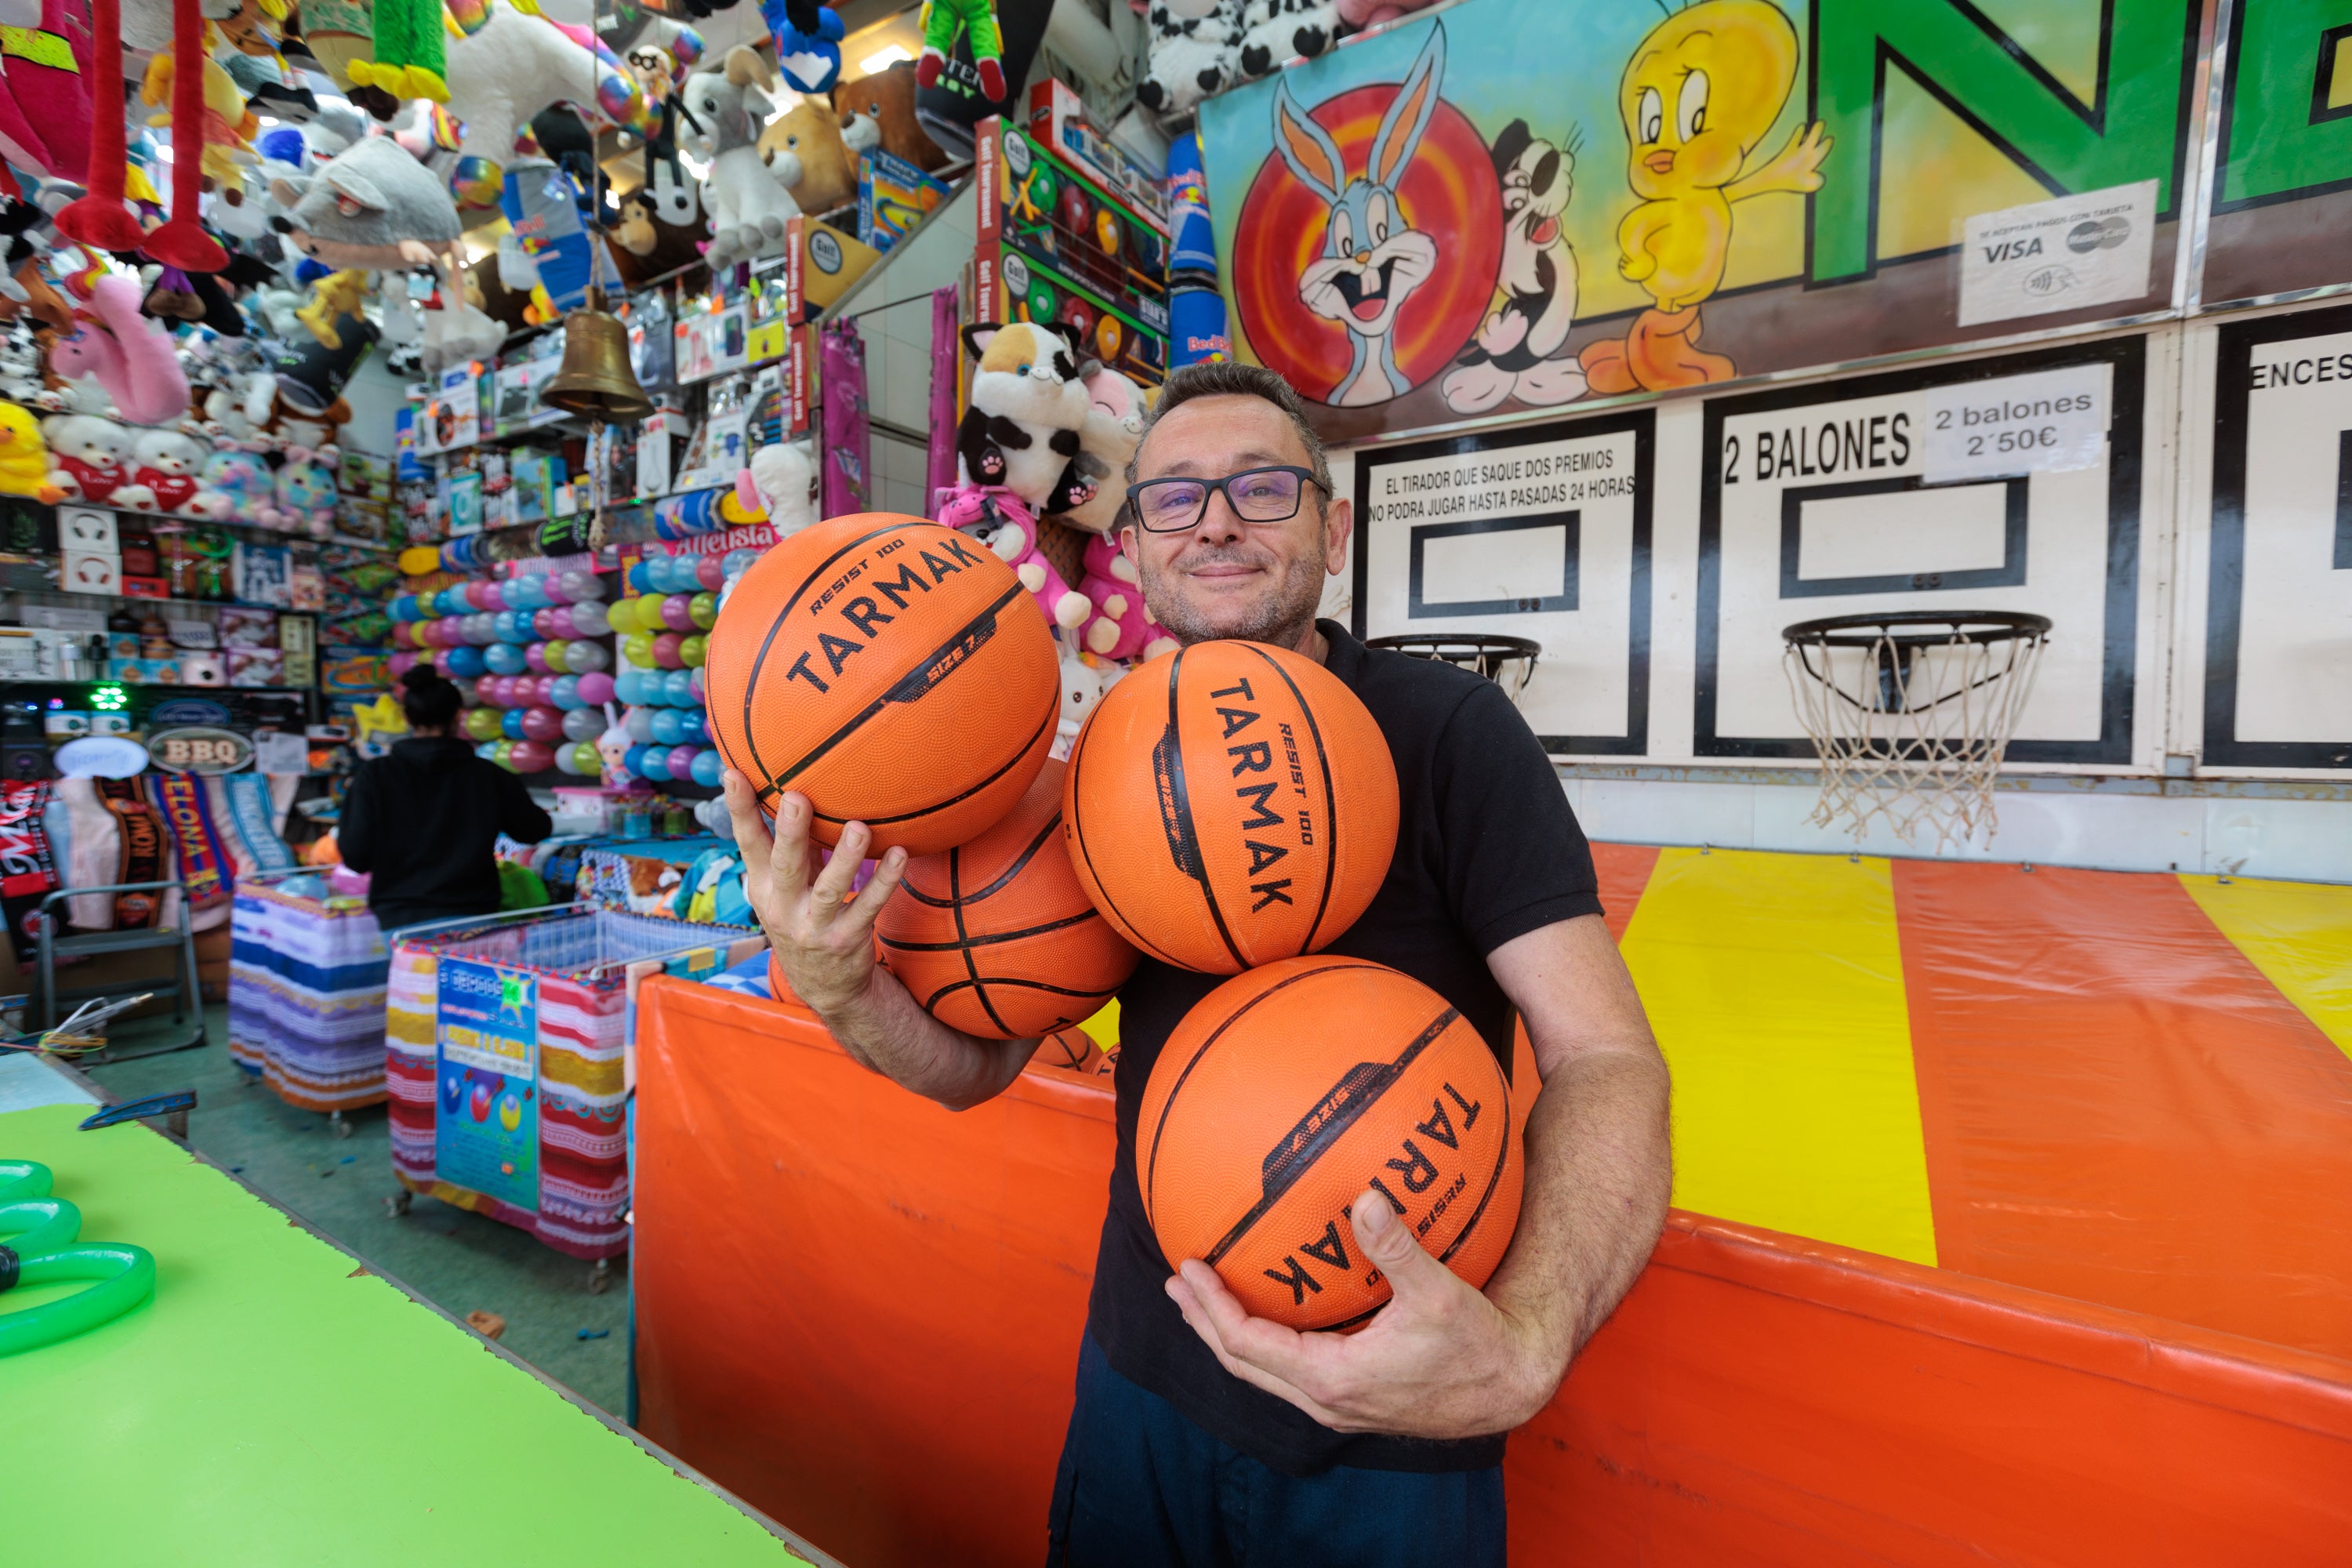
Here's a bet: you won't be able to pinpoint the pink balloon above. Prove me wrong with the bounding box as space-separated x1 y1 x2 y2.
660 593 697 632
575 671 615 706
695 554 726 591
540 572 575 604
390 622 416 649
512 676 544 707
481 582 507 612
388 651 418 677
650 632 684 670
433 647 456 674
688 666 706 702
529 607 557 639
524 642 551 673
507 740 554 773
521 706 565 743
466 581 495 609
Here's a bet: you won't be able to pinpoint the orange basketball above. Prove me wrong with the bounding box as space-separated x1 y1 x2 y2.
1139 957 1521 1332
1062 641 1399 974
877 758 1139 1038
706 512 1060 855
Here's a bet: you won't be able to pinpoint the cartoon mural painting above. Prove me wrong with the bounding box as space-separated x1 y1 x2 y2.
1204 0 2204 444
1442 119 1586 414
1577 0 1829 394
1270 26 1446 407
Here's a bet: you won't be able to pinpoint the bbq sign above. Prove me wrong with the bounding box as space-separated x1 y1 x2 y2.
146 727 255 775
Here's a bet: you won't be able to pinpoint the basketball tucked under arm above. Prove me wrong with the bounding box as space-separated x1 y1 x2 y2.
722 772 1042 1111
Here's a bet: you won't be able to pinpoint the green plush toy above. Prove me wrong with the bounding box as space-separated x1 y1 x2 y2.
350 0 450 103
916 0 1004 102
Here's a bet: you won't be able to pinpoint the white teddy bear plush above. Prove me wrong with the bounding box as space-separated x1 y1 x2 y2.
740 438 818 539
680 47 802 267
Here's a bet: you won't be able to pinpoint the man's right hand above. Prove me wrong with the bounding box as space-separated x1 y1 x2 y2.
720 771 907 1018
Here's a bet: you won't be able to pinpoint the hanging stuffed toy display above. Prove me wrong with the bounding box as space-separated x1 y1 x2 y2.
678 46 800 268
347 0 448 107
129 0 232 271
916 0 1004 102
0 0 95 180
54 0 149 253
620 29 705 226
140 21 263 190
761 0 844 95
271 136 465 269
48 270 191 426
435 0 658 212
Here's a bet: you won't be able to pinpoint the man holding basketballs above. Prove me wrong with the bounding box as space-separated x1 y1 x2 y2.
722 361 1671 1566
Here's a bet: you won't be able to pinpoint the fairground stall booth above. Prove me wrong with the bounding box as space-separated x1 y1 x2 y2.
1 0 2347 1562
620 2 2352 1565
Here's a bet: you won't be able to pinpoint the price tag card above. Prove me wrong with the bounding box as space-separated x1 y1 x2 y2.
1920 365 2107 485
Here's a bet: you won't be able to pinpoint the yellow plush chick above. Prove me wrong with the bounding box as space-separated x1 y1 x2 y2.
143 31 261 184
296 270 372 347
1581 0 1829 393
0 402 65 503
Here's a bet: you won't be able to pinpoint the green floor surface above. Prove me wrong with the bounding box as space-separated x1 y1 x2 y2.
0 1102 814 1567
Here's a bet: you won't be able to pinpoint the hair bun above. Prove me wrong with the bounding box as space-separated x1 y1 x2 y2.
400 664 449 692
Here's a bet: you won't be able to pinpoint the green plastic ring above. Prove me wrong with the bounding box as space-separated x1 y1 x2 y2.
0 1160 52 1204
0 1196 81 1258
0 1243 157 1356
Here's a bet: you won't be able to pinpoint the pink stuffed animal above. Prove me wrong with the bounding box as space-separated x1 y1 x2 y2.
1335 0 1439 25
46 274 190 426
1076 532 1174 662
937 484 1091 634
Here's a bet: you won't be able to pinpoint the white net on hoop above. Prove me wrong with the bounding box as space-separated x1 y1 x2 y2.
1781 615 2049 851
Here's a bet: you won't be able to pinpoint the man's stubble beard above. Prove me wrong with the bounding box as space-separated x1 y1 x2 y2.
1137 517 1330 651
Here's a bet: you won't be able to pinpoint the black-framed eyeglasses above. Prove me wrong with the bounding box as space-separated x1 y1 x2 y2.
1124 465 1327 533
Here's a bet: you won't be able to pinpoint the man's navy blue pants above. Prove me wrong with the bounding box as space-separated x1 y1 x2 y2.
1045 1336 1508 1567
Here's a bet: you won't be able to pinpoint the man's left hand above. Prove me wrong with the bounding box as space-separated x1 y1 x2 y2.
1164 1188 1569 1439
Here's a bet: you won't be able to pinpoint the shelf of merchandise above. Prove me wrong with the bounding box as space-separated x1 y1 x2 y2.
13 586 324 618
67 501 394 555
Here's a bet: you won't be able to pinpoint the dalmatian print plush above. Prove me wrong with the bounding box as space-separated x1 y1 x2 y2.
1236 0 1345 82
1136 0 1246 119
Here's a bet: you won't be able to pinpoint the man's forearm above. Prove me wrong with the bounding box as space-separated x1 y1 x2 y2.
809 963 1037 1111
1488 1048 1672 1377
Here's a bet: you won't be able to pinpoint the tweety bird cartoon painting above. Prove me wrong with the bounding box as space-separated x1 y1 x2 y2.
1579 0 1829 394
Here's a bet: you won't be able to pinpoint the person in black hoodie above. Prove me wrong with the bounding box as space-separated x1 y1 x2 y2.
339 666 554 933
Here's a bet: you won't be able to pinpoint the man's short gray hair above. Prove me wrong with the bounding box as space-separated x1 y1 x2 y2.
1124 361 1334 499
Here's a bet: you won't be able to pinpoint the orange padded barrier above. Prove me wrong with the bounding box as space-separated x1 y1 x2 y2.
1894 862 2352 1360
634 976 2352 1568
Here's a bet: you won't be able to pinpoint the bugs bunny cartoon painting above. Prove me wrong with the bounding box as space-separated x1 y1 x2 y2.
1272 25 1446 408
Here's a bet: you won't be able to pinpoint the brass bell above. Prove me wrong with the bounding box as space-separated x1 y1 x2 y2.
541 287 653 423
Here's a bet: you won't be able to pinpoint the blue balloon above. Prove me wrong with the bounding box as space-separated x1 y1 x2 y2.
721 549 759 579
390 594 419 622
550 674 583 710
474 741 500 763
677 709 710 746
445 645 487 678
628 560 659 593
638 746 673 782
662 669 697 706
508 575 546 609
649 708 684 746
483 642 526 676
613 669 647 706
689 748 723 788
501 707 527 739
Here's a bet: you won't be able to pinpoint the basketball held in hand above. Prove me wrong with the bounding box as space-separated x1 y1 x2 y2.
877 758 1140 1039
1062 641 1399 974
705 513 1061 855
1139 957 1522 1332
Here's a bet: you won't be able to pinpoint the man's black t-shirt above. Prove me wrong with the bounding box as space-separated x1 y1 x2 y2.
1086 620 1604 1478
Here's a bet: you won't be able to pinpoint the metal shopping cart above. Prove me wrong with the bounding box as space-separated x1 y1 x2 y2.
383 905 762 1290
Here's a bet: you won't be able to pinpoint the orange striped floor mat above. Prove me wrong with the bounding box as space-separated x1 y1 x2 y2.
1591 844 2352 1362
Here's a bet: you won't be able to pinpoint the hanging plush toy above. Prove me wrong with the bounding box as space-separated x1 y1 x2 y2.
436 0 659 212
0 0 94 179
916 0 1007 102
347 0 448 106
678 47 801 268
760 0 844 95
294 270 372 347
272 136 465 269
49 273 192 426
70 0 233 272
142 32 263 187
734 438 816 539
621 30 706 226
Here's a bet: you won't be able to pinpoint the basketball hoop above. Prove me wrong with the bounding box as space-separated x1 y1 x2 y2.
1781 610 2050 851
1367 633 1541 706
